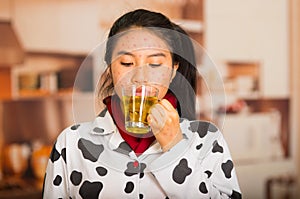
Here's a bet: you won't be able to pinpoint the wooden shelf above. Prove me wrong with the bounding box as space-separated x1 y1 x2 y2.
7 89 73 101
224 61 260 97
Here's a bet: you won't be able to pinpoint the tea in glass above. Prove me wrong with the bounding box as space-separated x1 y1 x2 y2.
122 85 158 134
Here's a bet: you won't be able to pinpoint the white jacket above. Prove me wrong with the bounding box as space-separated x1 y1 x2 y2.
43 109 241 199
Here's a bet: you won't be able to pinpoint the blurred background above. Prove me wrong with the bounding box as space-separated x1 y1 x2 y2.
0 0 299 198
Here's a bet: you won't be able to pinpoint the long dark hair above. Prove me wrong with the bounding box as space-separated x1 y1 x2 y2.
169 23 197 120
98 9 197 120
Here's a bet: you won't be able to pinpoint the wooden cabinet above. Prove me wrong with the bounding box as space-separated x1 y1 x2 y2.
0 68 12 99
180 0 204 45
0 53 87 100
12 0 103 54
0 0 10 20
205 0 289 98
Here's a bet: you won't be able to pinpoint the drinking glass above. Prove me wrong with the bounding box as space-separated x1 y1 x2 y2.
122 84 158 134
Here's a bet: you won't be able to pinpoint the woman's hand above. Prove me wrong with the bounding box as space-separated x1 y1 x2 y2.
148 99 183 152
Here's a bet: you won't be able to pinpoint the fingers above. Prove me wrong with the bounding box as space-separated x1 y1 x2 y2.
159 99 174 112
159 99 179 123
148 99 173 132
148 103 165 133
150 103 165 123
148 99 183 152
148 99 179 134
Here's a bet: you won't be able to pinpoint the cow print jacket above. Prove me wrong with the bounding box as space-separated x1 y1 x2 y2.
43 109 242 199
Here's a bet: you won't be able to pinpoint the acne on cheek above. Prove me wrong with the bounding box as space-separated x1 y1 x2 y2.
151 73 165 80
148 73 171 87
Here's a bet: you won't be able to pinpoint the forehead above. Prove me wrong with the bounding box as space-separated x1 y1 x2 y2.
112 29 170 55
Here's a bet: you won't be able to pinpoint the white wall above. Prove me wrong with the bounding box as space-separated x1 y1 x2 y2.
205 0 289 98
290 0 300 193
205 0 297 198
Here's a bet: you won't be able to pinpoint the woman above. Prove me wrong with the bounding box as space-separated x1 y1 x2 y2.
43 9 241 199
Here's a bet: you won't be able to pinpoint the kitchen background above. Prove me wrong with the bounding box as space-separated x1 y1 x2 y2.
0 0 299 198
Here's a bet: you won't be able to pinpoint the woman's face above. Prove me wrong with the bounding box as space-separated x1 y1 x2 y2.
110 29 178 100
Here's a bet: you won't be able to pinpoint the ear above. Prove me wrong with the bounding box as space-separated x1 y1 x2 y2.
171 63 179 80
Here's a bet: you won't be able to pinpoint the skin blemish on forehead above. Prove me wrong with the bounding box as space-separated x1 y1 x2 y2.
115 29 170 51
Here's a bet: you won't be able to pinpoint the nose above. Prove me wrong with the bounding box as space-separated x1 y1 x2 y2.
131 65 148 84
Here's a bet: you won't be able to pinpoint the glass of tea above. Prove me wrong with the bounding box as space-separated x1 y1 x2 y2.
122 84 158 134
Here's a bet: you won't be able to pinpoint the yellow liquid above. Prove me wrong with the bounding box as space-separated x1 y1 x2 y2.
123 95 158 134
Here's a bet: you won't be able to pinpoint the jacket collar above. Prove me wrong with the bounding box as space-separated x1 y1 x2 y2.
90 108 116 136
89 108 191 156
89 108 163 156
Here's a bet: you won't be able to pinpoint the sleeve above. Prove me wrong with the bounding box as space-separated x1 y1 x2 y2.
148 122 242 199
42 130 69 199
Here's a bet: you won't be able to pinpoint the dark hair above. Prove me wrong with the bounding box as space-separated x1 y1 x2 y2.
98 9 197 120
169 23 197 120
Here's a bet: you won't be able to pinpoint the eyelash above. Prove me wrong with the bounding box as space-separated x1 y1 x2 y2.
120 62 162 68
120 62 133 67
149 63 162 68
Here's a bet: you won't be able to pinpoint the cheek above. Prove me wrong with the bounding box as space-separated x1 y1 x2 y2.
111 67 127 84
148 67 173 85
112 77 126 98
111 68 131 96
113 71 122 81
157 86 169 99
152 73 166 85
149 69 174 99
150 71 166 79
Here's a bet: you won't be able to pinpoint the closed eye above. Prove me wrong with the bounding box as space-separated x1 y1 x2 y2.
149 63 162 68
121 62 134 67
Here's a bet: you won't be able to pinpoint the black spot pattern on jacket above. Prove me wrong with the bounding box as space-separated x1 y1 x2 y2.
78 138 104 162
79 181 103 199
172 158 192 184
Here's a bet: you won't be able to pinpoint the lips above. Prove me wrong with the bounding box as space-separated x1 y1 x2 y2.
135 86 143 93
135 87 144 96
131 85 158 97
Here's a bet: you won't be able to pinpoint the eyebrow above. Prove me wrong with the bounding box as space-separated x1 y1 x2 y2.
116 51 167 58
117 51 134 56
147 53 166 58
